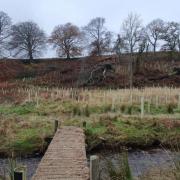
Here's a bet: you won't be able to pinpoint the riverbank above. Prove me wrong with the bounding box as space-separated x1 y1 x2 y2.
0 87 179 157
0 107 179 157
84 115 180 152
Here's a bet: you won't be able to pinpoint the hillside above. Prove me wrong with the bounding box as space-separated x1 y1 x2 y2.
0 53 180 88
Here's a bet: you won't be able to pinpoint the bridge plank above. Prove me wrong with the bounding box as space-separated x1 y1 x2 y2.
32 126 89 180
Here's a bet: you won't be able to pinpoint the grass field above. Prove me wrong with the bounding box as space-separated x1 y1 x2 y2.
0 86 179 156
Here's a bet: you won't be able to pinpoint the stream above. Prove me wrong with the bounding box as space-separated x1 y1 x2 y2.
96 148 180 179
0 148 179 180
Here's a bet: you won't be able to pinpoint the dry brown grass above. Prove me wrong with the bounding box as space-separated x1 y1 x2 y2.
1 86 180 107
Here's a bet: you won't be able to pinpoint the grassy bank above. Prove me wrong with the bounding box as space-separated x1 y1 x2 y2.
0 93 179 156
85 115 180 151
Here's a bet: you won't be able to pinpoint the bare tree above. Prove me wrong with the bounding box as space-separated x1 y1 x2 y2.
122 13 142 53
138 28 150 54
178 29 180 52
178 35 180 52
114 34 127 55
121 13 142 90
146 19 164 53
49 23 83 59
84 17 112 56
161 22 180 52
9 21 46 62
0 11 11 57
135 28 149 73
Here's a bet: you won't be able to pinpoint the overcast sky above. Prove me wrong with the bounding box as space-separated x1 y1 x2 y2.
1 0 180 57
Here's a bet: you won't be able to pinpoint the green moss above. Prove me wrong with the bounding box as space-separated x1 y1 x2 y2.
0 102 36 115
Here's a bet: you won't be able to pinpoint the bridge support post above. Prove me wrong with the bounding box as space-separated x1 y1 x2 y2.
90 155 99 180
14 167 26 180
54 120 59 133
83 121 87 128
178 94 180 109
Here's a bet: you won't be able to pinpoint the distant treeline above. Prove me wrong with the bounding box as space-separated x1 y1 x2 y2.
0 11 180 63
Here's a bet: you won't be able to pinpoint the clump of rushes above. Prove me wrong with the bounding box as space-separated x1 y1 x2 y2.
168 144 180 179
84 105 90 117
122 151 133 180
73 106 81 116
101 151 132 180
120 104 127 113
103 104 112 113
167 103 175 114
127 105 133 115
175 161 180 180
7 153 17 180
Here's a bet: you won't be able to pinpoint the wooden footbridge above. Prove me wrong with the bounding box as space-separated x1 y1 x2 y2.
32 126 90 180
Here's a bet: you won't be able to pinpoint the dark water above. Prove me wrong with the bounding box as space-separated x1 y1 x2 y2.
0 149 179 179
128 149 179 177
0 157 41 180
97 149 180 178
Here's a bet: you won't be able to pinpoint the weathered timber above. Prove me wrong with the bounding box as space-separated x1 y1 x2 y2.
33 126 89 180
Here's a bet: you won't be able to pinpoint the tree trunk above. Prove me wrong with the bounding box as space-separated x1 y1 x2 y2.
130 46 133 54
169 50 175 64
30 53 33 60
153 45 156 53
129 53 133 89
28 51 33 64
153 40 157 53
97 42 101 56
67 52 70 60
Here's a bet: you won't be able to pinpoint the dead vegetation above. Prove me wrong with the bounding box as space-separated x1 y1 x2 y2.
0 53 179 88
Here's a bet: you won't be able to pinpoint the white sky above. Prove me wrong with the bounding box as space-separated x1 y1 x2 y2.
1 0 180 57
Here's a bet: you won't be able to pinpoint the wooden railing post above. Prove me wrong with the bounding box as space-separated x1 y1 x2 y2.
54 120 59 133
83 121 87 128
90 155 99 180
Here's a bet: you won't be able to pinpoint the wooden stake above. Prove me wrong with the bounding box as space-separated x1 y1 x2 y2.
83 121 87 128
54 120 59 133
90 155 99 180
155 96 158 108
141 96 144 119
148 99 151 114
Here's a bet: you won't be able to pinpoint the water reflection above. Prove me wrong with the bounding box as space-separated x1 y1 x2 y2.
0 149 179 180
